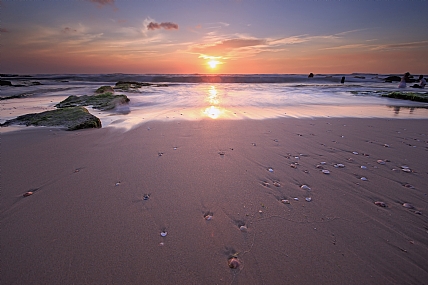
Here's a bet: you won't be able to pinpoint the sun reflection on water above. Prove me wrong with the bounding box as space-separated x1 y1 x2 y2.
202 85 227 119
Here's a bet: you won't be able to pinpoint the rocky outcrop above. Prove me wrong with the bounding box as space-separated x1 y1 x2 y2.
0 107 102 130
0 80 12 86
95 85 115 94
55 92 130 111
382 92 428 102
113 81 168 91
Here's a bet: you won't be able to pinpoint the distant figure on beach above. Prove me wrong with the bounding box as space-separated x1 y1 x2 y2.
308 73 314 78
341 77 345 84
398 72 410 88
410 75 426 88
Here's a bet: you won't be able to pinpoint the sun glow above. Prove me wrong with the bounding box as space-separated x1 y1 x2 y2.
208 60 220 69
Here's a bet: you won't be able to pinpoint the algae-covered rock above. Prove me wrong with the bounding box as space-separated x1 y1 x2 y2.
0 107 101 130
95 85 115 94
382 92 428 102
55 92 130 111
113 81 167 91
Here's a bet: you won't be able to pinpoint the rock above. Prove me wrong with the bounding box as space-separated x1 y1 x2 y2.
0 106 102 130
384 76 401 82
381 92 428 103
55 92 130 111
95 86 115 94
0 80 12 86
228 257 241 269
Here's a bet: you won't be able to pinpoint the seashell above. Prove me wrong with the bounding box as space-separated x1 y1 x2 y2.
262 181 269 187
404 184 415 189
305 197 312 202
204 214 213 221
334 163 345 168
360 177 368 181
218 151 225 156
301 185 311 191
290 164 297 168
352 151 359 155
23 191 33 197
384 144 390 147
322 169 330 174
377 160 385 165
268 167 274 172
374 201 386 207
316 164 324 169
251 143 257 146
402 203 414 209
173 147 178 150
361 165 367 169
273 181 281 187
293 197 299 201
158 152 163 156
115 182 121 186
228 257 241 269
143 194 150 200
402 168 411 173
320 162 327 165
401 165 409 169
160 231 168 237
281 199 290 204
415 211 422 215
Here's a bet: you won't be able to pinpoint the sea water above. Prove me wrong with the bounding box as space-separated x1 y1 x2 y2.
1 74 427 131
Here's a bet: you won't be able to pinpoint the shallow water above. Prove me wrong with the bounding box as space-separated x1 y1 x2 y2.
1 74 428 131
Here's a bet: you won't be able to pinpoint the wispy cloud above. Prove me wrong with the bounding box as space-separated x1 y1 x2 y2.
147 22 179 31
86 0 114 6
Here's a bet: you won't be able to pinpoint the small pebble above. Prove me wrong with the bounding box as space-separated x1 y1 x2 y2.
305 197 312 202
360 177 368 181
360 165 367 169
115 182 121 186
402 203 414 209
352 151 359 155
374 201 386 207
281 199 290 204
273 181 281 187
143 194 150 200
23 191 33 197
239 225 248 232
320 162 327 165
293 197 299 201
377 160 385 165
402 168 412 173
160 231 168 237
322 169 330 174
384 144 390 147
301 185 311 191
268 167 274 172
228 257 241 269
334 163 345 168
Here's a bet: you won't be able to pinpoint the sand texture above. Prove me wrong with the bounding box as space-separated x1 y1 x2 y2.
1 118 428 284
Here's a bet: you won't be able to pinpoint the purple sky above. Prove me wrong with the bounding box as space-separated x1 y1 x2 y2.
1 0 428 74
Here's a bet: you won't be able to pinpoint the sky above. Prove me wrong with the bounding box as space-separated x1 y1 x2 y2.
1 0 428 74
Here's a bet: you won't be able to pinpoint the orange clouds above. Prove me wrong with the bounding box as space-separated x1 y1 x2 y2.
147 22 179 31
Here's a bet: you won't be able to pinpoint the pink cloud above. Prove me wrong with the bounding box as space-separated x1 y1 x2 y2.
191 38 266 55
147 22 179 31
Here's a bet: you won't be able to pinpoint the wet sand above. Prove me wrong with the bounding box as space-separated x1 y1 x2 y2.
1 118 428 284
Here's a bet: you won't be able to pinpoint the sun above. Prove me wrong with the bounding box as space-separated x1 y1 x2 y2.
208 60 220 69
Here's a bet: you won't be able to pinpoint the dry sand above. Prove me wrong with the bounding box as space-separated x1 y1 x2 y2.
1 117 428 284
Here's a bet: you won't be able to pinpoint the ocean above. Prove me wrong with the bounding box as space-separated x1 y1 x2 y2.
1 73 428 131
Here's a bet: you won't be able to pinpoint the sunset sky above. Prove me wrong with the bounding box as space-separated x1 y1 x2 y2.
1 0 427 74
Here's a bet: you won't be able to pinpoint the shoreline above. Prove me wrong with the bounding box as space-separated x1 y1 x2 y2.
1 117 427 284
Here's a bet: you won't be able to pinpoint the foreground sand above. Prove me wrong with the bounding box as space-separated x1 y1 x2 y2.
1 117 427 284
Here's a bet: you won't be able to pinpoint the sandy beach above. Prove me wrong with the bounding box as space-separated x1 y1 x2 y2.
1 117 428 284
